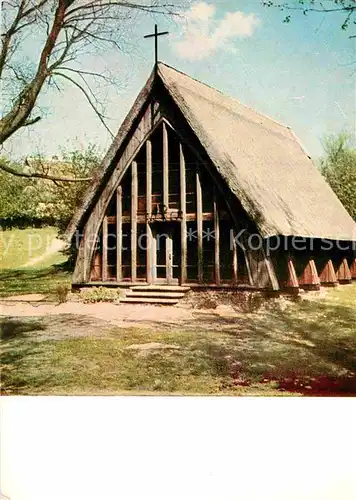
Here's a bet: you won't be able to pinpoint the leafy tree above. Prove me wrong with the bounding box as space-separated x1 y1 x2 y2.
0 144 101 229
0 160 42 224
263 1 356 37
39 144 102 230
320 133 356 220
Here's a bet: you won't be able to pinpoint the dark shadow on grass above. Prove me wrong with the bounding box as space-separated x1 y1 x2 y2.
1 317 46 340
142 299 356 395
1 317 48 394
0 262 68 282
0 263 70 297
253 302 356 374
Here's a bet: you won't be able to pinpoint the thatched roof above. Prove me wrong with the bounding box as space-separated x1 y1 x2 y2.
66 62 356 242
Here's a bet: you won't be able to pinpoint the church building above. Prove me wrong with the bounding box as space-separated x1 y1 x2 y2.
66 62 356 298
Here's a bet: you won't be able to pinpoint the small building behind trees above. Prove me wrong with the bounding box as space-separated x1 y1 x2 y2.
66 63 356 296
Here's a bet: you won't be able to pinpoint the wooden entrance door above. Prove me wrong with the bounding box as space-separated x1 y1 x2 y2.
152 225 180 284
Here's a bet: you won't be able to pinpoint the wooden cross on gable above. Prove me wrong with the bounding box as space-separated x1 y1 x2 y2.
144 24 169 66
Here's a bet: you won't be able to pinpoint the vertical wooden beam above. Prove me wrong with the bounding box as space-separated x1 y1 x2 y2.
116 186 122 282
196 167 203 282
213 187 221 285
263 254 280 291
166 233 173 284
163 122 169 211
131 161 138 283
146 139 152 217
180 143 187 284
237 231 254 286
152 231 157 282
286 256 299 289
232 230 238 284
146 225 153 284
146 139 153 284
83 233 88 283
102 215 108 282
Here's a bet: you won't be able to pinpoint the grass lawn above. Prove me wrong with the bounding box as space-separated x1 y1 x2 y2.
1 226 355 396
1 284 356 396
0 226 70 297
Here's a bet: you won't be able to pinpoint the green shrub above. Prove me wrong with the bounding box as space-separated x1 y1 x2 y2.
319 133 356 220
54 284 71 303
0 144 101 231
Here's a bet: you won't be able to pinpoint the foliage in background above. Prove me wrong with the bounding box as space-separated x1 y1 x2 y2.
0 144 101 231
32 144 101 232
319 133 356 221
0 159 44 226
263 1 356 37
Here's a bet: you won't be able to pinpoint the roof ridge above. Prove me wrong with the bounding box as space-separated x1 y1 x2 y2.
157 61 291 132
157 61 226 96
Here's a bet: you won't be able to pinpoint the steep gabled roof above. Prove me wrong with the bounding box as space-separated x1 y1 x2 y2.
66 62 356 242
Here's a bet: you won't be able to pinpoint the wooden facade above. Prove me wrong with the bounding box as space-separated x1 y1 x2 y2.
70 64 356 293
85 120 251 287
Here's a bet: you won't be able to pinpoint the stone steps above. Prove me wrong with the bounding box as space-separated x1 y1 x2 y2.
125 291 185 299
120 285 191 305
119 297 180 305
130 285 191 293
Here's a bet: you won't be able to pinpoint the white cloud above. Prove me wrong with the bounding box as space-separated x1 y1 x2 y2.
171 2 260 61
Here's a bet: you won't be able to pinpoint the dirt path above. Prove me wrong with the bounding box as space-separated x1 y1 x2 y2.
0 299 197 327
0 296 243 340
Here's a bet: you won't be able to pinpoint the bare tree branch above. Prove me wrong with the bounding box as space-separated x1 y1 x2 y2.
263 0 356 37
0 159 93 182
0 0 181 150
0 0 70 143
53 70 115 137
23 116 42 126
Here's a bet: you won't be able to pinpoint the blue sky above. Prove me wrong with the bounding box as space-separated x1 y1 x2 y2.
5 0 355 160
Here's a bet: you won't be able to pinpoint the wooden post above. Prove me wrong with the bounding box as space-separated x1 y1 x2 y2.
83 233 88 282
286 256 299 289
196 167 203 282
180 143 187 284
131 161 138 283
116 186 122 282
213 187 220 285
166 233 173 284
146 225 153 284
102 215 108 282
319 259 337 286
163 122 169 211
350 258 356 279
298 258 320 290
232 230 238 284
146 140 153 284
146 139 152 217
335 257 352 283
